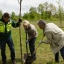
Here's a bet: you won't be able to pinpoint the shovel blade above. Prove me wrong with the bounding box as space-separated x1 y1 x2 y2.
23 53 34 64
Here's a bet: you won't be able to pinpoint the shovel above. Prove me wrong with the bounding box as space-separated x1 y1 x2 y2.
33 35 45 55
23 32 34 64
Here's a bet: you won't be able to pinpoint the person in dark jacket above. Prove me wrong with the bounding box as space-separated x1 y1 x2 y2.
0 12 22 64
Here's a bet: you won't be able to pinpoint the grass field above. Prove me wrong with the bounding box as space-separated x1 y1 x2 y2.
0 21 64 64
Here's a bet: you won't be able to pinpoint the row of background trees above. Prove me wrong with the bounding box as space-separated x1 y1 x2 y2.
0 0 64 23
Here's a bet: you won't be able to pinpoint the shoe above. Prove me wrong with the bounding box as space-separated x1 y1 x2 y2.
2 62 6 64
12 60 16 64
32 57 36 61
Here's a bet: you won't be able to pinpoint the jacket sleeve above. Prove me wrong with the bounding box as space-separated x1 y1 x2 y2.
12 20 20 28
27 29 35 41
43 32 53 44
28 28 38 41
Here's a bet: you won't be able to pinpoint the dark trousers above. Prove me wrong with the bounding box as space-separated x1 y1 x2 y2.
0 37 15 62
29 37 36 59
55 46 64 62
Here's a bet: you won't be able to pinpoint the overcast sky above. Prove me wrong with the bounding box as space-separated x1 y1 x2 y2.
0 0 64 15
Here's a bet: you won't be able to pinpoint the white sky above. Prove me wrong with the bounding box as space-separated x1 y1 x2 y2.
0 0 64 15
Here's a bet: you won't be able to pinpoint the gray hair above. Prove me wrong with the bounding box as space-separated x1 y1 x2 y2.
37 19 46 26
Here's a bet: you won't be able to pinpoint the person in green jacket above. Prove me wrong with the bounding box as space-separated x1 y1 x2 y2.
0 12 22 64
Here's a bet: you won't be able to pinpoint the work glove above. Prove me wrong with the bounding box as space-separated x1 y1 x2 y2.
26 39 29 43
39 40 44 44
18 18 22 23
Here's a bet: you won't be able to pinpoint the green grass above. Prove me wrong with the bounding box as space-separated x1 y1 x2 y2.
0 21 64 64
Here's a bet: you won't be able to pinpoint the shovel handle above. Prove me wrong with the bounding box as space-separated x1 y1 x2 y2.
33 42 41 54
26 32 29 54
33 35 44 54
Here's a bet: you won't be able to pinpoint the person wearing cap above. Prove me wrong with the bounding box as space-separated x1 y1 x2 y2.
37 19 64 63
23 20 38 61
0 12 22 64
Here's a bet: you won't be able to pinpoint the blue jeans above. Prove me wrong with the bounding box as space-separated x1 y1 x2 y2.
0 37 15 62
29 37 36 59
55 46 64 62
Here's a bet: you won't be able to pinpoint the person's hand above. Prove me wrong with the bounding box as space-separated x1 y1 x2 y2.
39 40 44 44
26 40 29 43
18 18 22 23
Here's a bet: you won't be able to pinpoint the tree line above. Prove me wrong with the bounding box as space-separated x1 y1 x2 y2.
0 1 64 22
